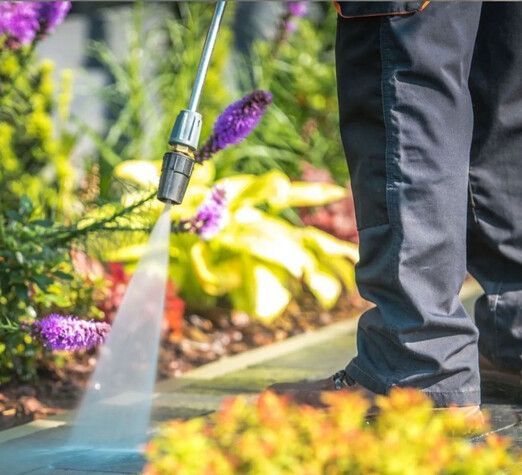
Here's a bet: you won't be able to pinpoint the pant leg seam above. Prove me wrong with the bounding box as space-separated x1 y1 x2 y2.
379 17 402 286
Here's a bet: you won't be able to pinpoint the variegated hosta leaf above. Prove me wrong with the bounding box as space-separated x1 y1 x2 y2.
252 264 291 320
214 174 257 209
191 160 216 185
236 263 291 321
114 160 160 187
302 226 359 263
323 256 357 293
216 170 291 211
236 170 291 209
190 242 242 296
285 181 346 208
303 252 342 309
216 207 309 278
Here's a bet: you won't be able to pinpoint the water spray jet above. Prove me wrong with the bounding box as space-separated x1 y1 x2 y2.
67 0 227 457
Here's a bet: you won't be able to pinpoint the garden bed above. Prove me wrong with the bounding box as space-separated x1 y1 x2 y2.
0 290 367 431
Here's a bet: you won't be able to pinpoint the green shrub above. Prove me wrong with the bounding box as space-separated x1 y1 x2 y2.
0 192 154 383
145 388 522 475
0 22 100 381
0 198 77 382
0 39 77 218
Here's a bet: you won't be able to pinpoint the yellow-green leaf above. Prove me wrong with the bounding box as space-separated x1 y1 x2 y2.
302 226 359 262
238 170 291 209
114 160 159 187
191 160 215 185
303 254 342 309
323 256 357 293
217 208 309 278
214 175 257 209
248 263 291 321
286 181 346 208
105 243 148 262
190 242 242 296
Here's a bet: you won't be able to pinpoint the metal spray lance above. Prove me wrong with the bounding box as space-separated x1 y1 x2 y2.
157 1 227 204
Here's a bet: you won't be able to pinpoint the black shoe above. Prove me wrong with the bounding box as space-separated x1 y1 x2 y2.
480 355 522 403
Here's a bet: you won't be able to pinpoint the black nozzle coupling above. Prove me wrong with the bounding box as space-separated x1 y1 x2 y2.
157 109 201 205
157 151 195 204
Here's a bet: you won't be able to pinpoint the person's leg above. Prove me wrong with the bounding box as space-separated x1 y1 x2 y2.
336 2 482 407
467 3 522 374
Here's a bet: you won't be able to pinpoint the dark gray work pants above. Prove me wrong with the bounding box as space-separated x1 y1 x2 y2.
336 2 522 406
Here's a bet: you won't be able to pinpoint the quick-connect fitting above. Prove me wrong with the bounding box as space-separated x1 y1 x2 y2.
168 110 202 150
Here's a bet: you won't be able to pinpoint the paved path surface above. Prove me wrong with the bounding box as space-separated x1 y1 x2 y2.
1 282 520 474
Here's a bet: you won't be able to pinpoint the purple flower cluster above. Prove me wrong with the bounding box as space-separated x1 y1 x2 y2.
196 90 273 162
37 2 71 35
33 313 110 351
288 1 309 18
284 1 309 35
0 1 71 47
190 185 227 240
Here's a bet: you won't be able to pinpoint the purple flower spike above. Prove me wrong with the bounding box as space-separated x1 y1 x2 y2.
196 90 272 162
34 314 111 351
287 1 309 18
0 1 71 47
37 1 71 36
191 185 227 240
0 3 40 46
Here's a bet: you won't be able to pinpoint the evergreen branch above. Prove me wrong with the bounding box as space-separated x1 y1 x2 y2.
45 191 156 245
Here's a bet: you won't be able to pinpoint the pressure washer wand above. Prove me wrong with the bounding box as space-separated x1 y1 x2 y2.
157 1 227 204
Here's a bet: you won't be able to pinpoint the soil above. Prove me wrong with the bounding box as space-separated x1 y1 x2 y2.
0 290 368 431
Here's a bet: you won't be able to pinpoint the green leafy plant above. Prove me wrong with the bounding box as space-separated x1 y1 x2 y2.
106 159 357 321
0 193 154 383
145 388 521 475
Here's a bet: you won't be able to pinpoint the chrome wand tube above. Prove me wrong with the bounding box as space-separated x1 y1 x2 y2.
157 1 227 204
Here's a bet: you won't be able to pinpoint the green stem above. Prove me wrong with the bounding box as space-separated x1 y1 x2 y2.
45 191 156 245
0 321 21 333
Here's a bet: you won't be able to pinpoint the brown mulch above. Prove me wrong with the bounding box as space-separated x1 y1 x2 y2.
0 291 368 432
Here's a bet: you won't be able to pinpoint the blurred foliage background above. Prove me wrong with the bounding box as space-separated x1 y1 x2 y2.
0 2 356 384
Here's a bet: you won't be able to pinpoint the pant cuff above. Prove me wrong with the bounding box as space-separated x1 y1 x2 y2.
345 359 481 407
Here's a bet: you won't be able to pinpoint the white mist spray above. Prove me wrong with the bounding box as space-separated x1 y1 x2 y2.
69 204 172 450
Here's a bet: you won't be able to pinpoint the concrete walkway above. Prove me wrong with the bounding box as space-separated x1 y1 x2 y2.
1 281 521 474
